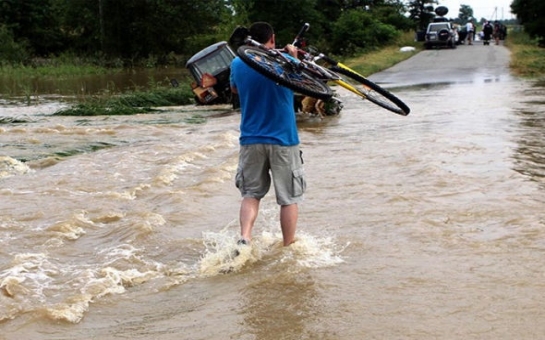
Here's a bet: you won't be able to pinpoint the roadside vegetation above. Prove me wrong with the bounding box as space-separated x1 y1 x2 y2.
0 57 116 77
51 78 195 116
344 31 422 76
504 30 545 78
52 86 194 116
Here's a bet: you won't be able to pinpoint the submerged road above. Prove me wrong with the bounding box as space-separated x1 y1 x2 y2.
5 37 545 340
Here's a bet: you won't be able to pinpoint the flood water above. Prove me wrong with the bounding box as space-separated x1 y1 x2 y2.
1 56 545 339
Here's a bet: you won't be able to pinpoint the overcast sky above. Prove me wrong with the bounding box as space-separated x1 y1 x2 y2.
435 0 515 20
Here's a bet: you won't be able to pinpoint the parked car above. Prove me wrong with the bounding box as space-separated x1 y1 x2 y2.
424 22 458 49
185 41 238 107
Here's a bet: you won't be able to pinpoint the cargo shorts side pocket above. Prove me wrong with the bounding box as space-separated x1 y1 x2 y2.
235 169 244 191
292 168 306 197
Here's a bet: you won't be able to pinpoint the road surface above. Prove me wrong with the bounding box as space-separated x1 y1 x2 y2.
369 41 511 88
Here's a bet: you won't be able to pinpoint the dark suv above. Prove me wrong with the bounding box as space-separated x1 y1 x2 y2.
424 22 457 49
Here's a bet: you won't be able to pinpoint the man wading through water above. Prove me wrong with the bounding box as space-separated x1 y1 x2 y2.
230 22 306 247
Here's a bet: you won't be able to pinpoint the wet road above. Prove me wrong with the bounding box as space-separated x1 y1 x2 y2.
369 40 511 87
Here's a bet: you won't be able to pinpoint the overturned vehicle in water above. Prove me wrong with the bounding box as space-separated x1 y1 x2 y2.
185 40 342 117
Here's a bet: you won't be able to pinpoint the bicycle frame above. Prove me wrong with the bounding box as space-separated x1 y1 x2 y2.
244 37 334 80
245 37 364 94
297 46 371 100
293 27 410 116
238 23 410 115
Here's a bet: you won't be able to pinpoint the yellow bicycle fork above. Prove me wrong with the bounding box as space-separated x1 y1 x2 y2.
328 62 371 99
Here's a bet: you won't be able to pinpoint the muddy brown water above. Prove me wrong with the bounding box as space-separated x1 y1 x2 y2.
1 43 545 339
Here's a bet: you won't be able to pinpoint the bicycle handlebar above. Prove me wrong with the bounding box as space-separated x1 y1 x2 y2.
242 23 341 76
290 23 339 67
293 23 310 46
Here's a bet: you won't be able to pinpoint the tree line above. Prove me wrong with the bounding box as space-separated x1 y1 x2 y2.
0 0 540 68
0 0 417 67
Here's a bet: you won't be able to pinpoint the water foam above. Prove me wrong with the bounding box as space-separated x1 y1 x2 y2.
0 214 346 324
0 156 33 179
198 220 346 276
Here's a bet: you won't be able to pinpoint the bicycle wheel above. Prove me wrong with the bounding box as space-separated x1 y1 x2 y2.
237 45 333 100
331 66 410 116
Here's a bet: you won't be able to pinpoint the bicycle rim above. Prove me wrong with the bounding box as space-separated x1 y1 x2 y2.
238 46 332 100
331 66 410 116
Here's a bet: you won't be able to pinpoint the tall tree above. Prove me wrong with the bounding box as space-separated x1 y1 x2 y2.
407 0 438 31
368 0 413 31
458 4 474 22
57 0 230 61
511 0 545 46
240 0 324 46
55 0 102 54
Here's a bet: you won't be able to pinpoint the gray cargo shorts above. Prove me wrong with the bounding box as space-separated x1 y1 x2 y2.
235 144 305 205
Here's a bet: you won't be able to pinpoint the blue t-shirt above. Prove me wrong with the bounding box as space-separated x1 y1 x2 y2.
230 56 299 146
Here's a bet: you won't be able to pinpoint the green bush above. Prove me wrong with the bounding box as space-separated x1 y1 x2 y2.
331 10 400 56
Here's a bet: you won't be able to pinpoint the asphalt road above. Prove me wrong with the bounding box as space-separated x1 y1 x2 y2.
368 40 512 88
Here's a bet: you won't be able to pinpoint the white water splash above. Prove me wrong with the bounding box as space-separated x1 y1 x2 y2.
0 156 33 179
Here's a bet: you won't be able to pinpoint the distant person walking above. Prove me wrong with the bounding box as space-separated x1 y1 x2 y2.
466 21 474 45
493 21 501 45
483 20 493 45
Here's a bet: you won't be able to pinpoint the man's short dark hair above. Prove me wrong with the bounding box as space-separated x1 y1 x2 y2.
249 22 274 44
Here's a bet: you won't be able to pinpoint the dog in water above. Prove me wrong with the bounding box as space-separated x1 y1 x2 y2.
301 96 327 118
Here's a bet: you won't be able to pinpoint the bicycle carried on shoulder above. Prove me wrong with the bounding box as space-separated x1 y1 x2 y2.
232 23 410 116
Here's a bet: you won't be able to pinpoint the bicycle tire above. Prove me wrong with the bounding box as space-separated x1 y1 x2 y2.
331 66 410 116
237 45 333 100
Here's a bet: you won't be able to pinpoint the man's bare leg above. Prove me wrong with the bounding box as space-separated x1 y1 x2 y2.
280 203 298 246
240 197 260 242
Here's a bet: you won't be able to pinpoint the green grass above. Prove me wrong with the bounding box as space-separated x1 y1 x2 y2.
0 56 123 101
0 62 115 77
53 86 195 116
504 30 545 78
342 31 422 76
